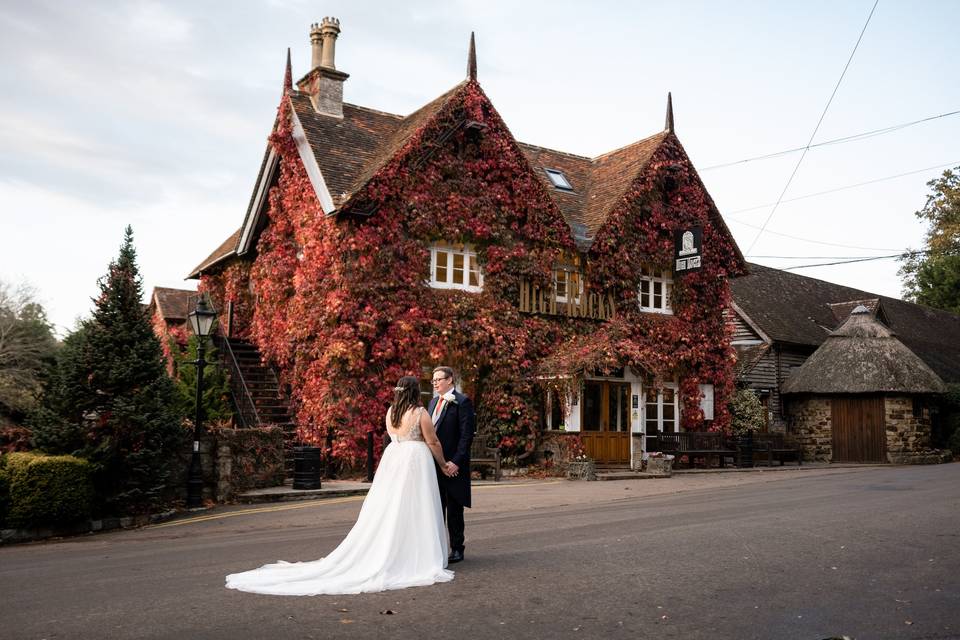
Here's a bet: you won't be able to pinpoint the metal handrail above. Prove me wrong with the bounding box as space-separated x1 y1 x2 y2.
216 335 261 429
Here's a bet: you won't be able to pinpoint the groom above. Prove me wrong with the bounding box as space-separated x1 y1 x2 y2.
428 366 475 564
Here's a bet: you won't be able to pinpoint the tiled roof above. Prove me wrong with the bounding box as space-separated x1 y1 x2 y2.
195 82 741 281
582 133 668 235
731 263 960 383
188 227 241 278
291 95 406 206
290 82 671 240
150 287 196 321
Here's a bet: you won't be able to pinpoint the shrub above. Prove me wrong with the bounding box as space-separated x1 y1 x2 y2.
729 388 765 436
5 451 93 528
0 455 9 526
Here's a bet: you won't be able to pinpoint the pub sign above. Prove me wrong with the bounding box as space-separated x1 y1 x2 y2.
674 226 702 273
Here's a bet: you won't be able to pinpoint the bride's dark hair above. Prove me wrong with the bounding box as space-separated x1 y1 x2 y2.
390 376 422 430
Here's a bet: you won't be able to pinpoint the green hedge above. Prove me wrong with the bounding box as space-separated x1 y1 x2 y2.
4 452 93 529
0 455 9 527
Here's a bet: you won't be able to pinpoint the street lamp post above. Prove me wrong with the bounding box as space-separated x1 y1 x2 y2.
186 294 217 509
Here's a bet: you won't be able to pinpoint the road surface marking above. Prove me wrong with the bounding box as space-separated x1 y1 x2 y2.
148 480 564 529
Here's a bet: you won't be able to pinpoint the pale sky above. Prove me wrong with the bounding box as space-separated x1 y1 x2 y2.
2 0 958 335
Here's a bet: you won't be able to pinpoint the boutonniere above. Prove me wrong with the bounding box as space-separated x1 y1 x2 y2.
441 392 458 404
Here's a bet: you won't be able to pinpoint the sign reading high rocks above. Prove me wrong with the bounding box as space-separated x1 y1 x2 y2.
674 226 703 274
518 281 616 320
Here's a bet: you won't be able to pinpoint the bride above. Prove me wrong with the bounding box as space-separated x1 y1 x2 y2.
225 376 455 595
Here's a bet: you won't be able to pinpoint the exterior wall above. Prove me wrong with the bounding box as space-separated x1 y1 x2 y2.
787 394 948 465
786 395 832 462
740 345 812 433
884 396 945 463
729 312 763 346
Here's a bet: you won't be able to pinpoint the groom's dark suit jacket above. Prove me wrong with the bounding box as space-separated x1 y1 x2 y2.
428 390 475 508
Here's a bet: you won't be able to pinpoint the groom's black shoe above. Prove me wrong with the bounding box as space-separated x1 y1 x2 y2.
448 549 464 564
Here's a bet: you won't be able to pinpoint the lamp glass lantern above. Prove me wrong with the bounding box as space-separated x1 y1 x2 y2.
188 295 217 337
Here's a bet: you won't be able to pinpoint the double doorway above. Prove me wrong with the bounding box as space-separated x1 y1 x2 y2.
580 380 632 463
579 378 679 464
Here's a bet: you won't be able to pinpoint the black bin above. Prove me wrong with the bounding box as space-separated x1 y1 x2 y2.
293 446 323 490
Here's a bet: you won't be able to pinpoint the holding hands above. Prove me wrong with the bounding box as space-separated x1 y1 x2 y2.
442 461 459 477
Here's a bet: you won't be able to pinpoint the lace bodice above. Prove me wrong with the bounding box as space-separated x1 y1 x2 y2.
390 407 425 442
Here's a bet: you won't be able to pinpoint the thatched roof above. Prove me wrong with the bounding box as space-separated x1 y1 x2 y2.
781 306 947 395
731 263 960 383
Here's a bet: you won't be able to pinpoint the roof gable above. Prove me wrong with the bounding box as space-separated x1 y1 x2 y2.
188 228 241 278
150 287 196 321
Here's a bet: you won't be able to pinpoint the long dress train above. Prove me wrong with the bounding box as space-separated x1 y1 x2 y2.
225 412 453 595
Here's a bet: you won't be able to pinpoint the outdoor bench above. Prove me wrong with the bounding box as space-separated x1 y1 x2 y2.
751 433 802 466
646 432 736 469
470 430 502 481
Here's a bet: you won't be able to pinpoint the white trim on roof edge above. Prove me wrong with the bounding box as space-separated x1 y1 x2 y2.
290 106 336 215
238 147 279 255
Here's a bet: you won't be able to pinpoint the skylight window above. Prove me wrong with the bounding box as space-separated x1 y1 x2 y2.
544 168 573 191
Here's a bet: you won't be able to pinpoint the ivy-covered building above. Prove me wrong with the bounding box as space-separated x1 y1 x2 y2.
188 19 746 467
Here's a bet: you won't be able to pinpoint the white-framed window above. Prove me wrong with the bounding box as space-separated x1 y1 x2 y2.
645 384 679 434
430 244 483 292
554 267 583 304
638 266 673 314
699 383 715 421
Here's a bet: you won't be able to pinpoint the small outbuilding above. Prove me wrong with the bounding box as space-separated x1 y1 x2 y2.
781 305 948 464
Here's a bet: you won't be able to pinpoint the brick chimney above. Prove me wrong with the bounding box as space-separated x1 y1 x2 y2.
297 17 349 118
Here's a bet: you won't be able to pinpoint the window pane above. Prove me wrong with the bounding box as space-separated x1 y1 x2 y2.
469 260 479 287
620 385 629 432
453 252 465 284
645 388 659 433
583 382 602 431
555 270 567 298
435 250 448 283
551 393 563 429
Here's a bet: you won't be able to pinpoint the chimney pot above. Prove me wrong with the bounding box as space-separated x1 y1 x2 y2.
320 16 341 69
297 18 349 118
310 23 324 70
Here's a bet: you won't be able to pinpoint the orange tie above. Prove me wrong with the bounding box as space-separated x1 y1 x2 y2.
433 396 445 419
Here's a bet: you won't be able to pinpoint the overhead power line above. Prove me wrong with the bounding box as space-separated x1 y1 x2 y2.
727 216 903 252
775 247 960 270
746 0 880 255
725 160 960 215
700 108 960 171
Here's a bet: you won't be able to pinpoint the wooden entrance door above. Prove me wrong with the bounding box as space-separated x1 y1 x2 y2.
581 381 631 463
831 396 886 463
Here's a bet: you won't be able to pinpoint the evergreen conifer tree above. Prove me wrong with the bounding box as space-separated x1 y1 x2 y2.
34 227 186 512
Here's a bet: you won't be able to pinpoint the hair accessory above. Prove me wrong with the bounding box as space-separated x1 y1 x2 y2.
394 386 404 392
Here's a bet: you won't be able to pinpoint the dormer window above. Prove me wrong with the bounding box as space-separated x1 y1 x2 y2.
638 266 673 314
544 168 573 191
430 244 483 292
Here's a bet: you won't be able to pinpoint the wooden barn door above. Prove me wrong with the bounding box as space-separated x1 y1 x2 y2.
831 396 886 463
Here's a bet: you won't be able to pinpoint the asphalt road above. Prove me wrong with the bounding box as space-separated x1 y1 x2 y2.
2 464 958 640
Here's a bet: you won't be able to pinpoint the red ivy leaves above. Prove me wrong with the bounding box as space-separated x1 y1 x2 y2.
203 81 741 464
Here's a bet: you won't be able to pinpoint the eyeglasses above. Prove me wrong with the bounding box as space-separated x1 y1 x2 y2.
431 376 451 384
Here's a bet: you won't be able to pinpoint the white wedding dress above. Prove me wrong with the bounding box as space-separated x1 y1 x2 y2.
225 408 454 595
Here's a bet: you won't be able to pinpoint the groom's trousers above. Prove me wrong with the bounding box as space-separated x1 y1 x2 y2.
438 485 465 552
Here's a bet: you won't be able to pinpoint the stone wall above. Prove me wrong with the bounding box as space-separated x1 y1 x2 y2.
786 395 950 465
884 396 949 464
179 427 286 503
785 395 832 462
